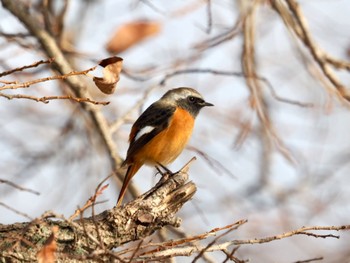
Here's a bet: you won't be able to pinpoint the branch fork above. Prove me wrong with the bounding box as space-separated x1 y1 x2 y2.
0 158 197 261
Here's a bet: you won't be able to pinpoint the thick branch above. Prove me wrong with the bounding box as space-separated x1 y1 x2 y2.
0 169 196 261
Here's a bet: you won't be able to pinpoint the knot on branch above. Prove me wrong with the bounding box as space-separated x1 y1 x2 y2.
110 158 197 245
0 159 197 261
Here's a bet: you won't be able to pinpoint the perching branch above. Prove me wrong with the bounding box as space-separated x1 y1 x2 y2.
0 163 196 261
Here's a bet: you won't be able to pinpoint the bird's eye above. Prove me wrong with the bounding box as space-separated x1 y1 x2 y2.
188 96 196 103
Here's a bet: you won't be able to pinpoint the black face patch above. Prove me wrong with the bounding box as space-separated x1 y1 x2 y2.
177 97 205 118
187 96 205 105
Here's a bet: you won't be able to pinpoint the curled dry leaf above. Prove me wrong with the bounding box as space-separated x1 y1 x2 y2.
37 226 58 263
93 56 123 94
106 20 161 54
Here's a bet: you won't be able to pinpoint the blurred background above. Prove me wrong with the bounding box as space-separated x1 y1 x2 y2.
1 0 350 262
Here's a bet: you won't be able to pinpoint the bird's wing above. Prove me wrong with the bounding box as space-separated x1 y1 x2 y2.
124 102 176 164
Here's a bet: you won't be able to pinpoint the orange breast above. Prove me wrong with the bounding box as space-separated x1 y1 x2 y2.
134 108 194 165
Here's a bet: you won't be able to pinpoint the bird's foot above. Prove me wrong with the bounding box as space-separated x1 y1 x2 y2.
155 163 174 184
156 162 172 174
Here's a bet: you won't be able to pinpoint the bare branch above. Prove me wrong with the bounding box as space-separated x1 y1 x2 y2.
160 68 313 107
0 165 195 261
134 223 349 261
0 92 109 105
293 257 324 263
187 145 236 179
233 225 350 245
272 0 350 101
69 175 111 221
0 58 53 77
0 66 96 91
1 0 124 174
0 178 40 195
0 202 33 220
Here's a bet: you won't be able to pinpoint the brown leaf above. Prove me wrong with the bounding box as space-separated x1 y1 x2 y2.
37 226 58 263
106 20 161 54
93 56 123 94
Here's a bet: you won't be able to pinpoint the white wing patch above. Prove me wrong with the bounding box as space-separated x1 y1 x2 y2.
134 126 155 141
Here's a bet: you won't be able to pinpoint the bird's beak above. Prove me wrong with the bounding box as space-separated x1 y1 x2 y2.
203 101 214 107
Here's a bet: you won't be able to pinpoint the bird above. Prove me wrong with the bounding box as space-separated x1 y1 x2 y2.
116 87 213 206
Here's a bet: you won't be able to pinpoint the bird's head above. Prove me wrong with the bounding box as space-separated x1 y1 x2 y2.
161 87 213 117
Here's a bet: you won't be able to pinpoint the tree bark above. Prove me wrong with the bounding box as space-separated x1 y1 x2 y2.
0 168 196 261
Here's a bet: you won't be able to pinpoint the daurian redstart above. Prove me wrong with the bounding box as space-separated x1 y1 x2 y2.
117 87 213 206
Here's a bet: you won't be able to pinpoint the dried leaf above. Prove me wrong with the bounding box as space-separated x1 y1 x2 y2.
93 56 123 94
106 20 161 54
37 226 58 263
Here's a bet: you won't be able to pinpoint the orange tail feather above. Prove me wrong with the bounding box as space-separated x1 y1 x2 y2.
116 162 142 206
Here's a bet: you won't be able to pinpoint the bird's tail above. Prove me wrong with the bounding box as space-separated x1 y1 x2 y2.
116 162 142 206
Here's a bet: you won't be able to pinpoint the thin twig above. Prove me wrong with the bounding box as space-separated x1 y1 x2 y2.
0 178 40 195
0 202 33 220
0 66 96 91
192 227 238 262
0 58 54 77
193 13 243 51
293 256 324 263
205 0 213 34
325 56 350 71
233 225 350 245
91 175 112 250
187 145 236 179
272 0 349 101
2 0 124 175
69 175 111 221
160 68 313 107
136 224 350 260
222 246 246 263
138 220 248 257
285 0 345 92
0 92 109 105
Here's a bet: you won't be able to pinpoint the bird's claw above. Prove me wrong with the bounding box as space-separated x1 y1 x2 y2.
155 163 174 184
